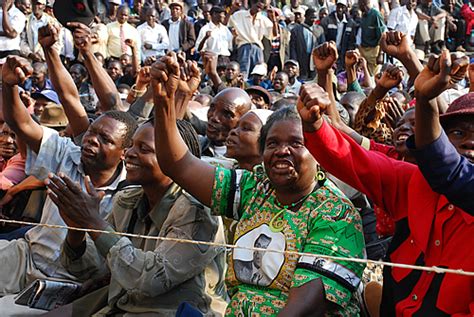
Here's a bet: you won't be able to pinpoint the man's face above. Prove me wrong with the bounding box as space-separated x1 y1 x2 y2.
117 7 129 24
225 64 240 81
31 69 46 87
120 54 132 67
0 124 18 160
146 9 156 27
252 74 264 85
305 11 317 25
32 0 45 17
444 117 474 163
249 92 268 109
198 0 207 10
206 97 247 146
212 11 225 24
336 3 346 19
107 62 123 81
33 97 49 117
81 115 127 172
17 0 32 14
170 5 182 21
290 0 300 7
69 65 85 87
273 73 289 92
406 0 417 10
284 63 298 79
294 12 304 23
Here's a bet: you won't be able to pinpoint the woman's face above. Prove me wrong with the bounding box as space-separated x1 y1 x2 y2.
263 119 316 191
225 112 262 163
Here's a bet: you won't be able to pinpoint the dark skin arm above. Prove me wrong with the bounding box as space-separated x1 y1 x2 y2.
0 175 44 209
2 57 43 153
151 53 215 207
313 43 363 143
380 31 423 88
278 279 328 317
125 38 140 78
1 0 17 39
201 51 223 92
68 22 123 112
414 51 469 148
39 24 90 137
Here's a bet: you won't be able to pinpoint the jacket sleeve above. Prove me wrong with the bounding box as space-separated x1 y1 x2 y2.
304 120 416 221
181 20 196 52
93 196 221 297
407 131 474 214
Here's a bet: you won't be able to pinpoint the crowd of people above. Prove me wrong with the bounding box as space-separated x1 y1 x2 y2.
0 0 473 316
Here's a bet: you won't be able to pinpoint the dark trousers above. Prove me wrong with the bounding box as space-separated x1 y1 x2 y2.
237 43 264 80
0 50 20 59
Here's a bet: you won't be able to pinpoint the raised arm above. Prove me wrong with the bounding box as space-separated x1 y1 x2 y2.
2 57 43 153
1 0 21 39
151 54 215 207
411 51 474 213
69 22 123 112
38 24 90 137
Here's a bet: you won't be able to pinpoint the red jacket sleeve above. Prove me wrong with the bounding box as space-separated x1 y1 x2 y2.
304 121 416 221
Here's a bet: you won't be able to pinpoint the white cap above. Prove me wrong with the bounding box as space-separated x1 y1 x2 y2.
337 0 348 6
248 109 273 125
108 0 122 5
251 63 268 76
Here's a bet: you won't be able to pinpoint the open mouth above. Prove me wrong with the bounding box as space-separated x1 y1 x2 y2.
462 151 474 163
81 147 97 158
272 159 294 173
125 162 141 170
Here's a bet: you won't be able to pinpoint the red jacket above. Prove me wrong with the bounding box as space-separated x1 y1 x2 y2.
304 121 474 316
461 3 474 35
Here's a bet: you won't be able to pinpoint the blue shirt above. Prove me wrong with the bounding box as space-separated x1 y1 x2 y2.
407 131 474 214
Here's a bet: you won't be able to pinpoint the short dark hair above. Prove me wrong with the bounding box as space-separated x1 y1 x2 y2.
258 106 300 153
102 110 138 149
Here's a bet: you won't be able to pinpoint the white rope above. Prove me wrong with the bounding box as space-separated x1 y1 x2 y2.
2 218 474 277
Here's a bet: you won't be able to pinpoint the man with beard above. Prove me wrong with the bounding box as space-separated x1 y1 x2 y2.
200 87 252 157
283 60 303 95
0 53 137 312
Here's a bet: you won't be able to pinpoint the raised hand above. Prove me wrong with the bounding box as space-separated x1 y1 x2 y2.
380 31 412 61
125 38 137 50
68 22 93 54
313 41 338 73
38 23 60 50
378 64 404 89
150 52 180 103
136 66 152 87
468 64 474 91
46 173 105 230
415 50 469 100
345 50 361 70
2 56 33 86
381 96 405 130
297 83 332 132
201 51 218 76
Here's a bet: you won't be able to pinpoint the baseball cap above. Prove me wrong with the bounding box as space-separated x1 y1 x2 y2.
108 0 122 5
54 0 97 27
169 0 184 8
293 6 305 15
31 89 61 105
337 0 348 6
36 0 47 5
284 59 300 68
251 64 268 76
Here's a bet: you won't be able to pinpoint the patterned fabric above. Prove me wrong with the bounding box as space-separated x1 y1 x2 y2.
354 98 393 145
210 165 366 316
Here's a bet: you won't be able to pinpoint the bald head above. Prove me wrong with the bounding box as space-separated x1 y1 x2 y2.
206 88 252 145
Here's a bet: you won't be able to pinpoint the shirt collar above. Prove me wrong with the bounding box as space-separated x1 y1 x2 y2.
147 183 181 226
336 13 347 23
170 18 181 24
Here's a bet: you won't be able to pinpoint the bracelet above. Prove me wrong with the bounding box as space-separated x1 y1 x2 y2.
131 84 146 98
361 136 371 150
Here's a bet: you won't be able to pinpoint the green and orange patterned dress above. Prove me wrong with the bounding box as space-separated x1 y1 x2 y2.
210 165 366 316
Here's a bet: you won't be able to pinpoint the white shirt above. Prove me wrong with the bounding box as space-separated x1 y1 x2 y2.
168 18 181 51
195 22 233 56
30 13 49 51
0 5 25 51
387 5 418 37
229 10 273 49
137 22 169 59
335 14 347 50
